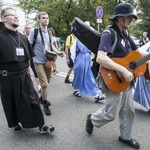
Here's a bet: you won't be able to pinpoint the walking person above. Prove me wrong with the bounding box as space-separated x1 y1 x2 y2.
85 3 150 149
28 12 64 116
64 33 76 83
72 24 105 102
24 24 41 93
0 7 54 134
139 31 149 47
133 44 150 113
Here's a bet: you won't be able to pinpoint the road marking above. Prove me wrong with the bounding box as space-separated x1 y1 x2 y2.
55 72 74 79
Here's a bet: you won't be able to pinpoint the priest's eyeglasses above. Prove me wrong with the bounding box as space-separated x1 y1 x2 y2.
4 14 19 18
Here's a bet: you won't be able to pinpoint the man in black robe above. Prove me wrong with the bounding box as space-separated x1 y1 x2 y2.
0 7 54 134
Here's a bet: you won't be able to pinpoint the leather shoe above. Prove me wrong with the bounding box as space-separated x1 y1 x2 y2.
86 114 93 134
118 136 140 149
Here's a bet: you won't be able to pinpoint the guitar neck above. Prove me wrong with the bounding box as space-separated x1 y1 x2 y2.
135 53 150 67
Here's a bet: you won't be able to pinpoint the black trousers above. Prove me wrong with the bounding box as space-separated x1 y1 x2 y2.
0 71 44 128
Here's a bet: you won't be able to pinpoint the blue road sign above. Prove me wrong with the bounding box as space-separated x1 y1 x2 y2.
96 6 103 19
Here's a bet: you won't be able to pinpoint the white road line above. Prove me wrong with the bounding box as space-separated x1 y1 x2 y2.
58 72 74 77
56 72 74 79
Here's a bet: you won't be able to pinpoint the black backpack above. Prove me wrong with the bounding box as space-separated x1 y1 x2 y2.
71 17 117 78
32 28 38 49
32 28 52 49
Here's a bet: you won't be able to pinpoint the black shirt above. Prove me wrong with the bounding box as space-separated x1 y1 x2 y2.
0 27 35 71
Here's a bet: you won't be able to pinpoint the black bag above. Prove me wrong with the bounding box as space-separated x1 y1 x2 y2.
71 17 101 54
71 17 118 78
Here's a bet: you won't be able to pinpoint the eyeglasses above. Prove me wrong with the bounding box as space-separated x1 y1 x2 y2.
4 14 19 17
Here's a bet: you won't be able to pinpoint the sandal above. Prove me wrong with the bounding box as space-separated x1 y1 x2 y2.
12 125 22 133
95 96 105 103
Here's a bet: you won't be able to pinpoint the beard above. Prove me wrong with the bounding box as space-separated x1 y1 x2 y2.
12 23 19 28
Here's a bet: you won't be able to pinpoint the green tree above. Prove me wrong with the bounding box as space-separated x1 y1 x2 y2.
18 0 137 37
136 0 150 38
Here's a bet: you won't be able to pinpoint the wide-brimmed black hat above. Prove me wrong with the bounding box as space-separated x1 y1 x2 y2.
109 3 137 20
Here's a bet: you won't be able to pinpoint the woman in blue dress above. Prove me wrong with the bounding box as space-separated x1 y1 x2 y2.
72 39 105 102
133 47 150 112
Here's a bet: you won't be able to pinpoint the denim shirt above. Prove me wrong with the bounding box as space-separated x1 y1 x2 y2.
28 29 54 64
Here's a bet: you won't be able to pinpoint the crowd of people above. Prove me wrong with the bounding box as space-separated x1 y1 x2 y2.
0 2 150 150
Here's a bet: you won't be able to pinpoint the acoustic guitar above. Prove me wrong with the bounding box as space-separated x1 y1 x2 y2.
100 51 150 93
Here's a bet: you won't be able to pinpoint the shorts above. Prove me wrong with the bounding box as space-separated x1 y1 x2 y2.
34 64 51 87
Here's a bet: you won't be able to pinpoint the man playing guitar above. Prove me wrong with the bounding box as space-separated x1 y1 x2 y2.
86 3 150 149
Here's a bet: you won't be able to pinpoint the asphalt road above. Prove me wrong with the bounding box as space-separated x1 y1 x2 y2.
0 56 149 150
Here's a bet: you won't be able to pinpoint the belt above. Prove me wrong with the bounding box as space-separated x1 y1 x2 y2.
0 69 27 76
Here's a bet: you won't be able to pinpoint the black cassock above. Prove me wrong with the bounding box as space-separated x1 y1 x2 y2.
0 27 44 128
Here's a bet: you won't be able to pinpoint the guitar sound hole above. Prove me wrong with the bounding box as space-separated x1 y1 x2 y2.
129 62 137 70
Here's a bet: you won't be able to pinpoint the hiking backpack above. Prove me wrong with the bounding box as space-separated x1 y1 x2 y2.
31 28 52 49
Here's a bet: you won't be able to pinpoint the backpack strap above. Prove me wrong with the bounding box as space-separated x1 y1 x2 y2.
103 27 117 53
32 28 38 49
70 35 72 45
91 27 117 78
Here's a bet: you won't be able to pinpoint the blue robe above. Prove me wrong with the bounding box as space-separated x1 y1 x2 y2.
72 40 100 96
134 76 150 109
133 48 150 110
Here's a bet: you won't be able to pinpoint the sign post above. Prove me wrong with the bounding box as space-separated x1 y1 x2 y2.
96 5 103 32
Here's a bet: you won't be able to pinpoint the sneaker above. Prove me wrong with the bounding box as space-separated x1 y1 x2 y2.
65 78 72 83
95 96 105 103
40 97 51 106
39 96 44 104
43 99 51 106
39 125 55 134
118 136 140 149
86 114 93 134
12 125 22 133
46 100 51 106
43 104 51 115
